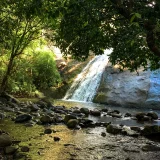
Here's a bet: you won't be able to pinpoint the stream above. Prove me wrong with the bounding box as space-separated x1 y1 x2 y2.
0 98 160 160
55 99 160 127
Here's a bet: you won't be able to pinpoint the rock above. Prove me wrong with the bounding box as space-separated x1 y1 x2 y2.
3 107 14 112
7 101 19 108
131 117 138 120
141 125 160 136
103 122 111 127
25 121 35 127
146 111 158 120
93 92 108 104
142 144 160 151
0 134 12 147
124 113 132 117
44 128 52 134
79 119 93 125
73 109 81 114
143 115 152 121
135 112 146 121
64 114 77 124
46 101 54 108
122 126 139 137
75 125 81 130
93 65 160 108
37 100 47 109
101 132 106 137
29 104 40 112
31 112 40 117
80 108 89 115
130 126 141 132
95 122 105 127
19 107 30 113
113 110 120 114
55 105 65 110
15 114 32 123
21 146 30 152
106 124 122 134
14 152 27 159
54 137 60 141
55 115 63 123
90 110 101 116
72 113 85 118
54 109 66 114
5 146 18 154
101 108 108 112
111 113 122 118
123 146 140 153
40 115 52 124
67 119 79 128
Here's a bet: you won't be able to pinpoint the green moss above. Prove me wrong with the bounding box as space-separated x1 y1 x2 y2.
93 92 108 104
0 120 76 160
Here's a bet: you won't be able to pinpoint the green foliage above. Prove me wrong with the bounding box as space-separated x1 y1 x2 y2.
51 0 160 71
0 43 61 95
32 49 61 89
0 0 47 92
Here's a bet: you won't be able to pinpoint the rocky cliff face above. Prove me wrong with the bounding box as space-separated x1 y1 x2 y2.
93 63 160 109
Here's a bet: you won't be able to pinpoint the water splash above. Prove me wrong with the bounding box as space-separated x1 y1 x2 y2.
64 50 111 102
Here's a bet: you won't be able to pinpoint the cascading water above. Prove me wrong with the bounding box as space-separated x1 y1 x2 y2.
64 50 111 102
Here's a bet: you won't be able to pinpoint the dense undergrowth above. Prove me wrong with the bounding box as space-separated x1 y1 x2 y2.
0 38 91 99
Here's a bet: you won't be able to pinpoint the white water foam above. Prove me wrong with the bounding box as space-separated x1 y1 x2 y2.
64 50 112 102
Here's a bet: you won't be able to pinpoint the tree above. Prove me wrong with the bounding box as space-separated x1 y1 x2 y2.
0 0 44 92
6 43 61 95
52 0 160 71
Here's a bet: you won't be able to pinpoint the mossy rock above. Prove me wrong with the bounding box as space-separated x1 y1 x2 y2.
135 112 146 121
64 114 77 124
106 124 122 134
0 134 12 147
80 108 89 115
93 92 108 104
40 115 52 124
141 125 160 136
67 119 79 128
146 112 158 120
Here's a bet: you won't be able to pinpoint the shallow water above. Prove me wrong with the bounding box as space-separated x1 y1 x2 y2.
1 99 160 160
55 100 160 127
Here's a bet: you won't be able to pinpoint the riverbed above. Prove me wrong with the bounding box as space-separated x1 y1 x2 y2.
1 99 160 160
55 100 160 127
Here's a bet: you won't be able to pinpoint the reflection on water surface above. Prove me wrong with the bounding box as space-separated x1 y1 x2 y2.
55 100 160 126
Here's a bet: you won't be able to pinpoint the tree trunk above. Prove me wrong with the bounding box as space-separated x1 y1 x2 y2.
0 56 14 94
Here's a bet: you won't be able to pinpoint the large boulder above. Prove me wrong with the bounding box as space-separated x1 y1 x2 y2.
94 65 160 109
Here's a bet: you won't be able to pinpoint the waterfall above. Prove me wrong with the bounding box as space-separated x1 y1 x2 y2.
64 50 111 102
